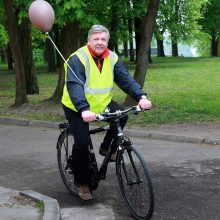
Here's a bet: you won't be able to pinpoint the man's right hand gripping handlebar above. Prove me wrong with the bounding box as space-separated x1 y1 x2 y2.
81 110 97 123
138 97 152 110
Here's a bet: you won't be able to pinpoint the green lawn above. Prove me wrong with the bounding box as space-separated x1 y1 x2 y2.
0 57 220 126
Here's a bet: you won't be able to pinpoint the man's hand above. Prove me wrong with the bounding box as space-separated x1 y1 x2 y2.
138 98 152 110
81 110 96 122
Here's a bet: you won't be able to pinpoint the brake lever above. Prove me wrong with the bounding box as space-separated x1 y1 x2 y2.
131 105 140 115
96 114 104 121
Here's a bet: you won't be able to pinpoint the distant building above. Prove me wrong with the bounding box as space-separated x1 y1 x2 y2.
120 35 199 57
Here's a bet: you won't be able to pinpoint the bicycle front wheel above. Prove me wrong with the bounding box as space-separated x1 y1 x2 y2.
116 142 154 220
57 130 78 196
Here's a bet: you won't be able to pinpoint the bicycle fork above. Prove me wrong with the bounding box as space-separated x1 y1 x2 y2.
116 120 143 186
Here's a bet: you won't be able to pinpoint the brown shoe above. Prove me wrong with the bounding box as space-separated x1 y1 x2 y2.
76 185 93 201
99 146 117 162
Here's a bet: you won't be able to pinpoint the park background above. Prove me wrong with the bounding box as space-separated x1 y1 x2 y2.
0 0 220 127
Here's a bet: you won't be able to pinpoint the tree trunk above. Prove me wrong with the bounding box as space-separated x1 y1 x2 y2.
108 0 118 51
129 39 135 62
171 34 178 57
122 15 128 58
124 0 160 106
148 48 152 64
216 39 219 56
7 44 13 70
216 12 220 57
134 17 144 62
172 42 178 57
46 36 56 72
123 41 128 57
54 25 61 68
211 36 218 56
0 48 4 62
217 12 220 57
127 0 135 62
115 43 119 54
157 39 165 57
18 17 39 94
3 0 28 107
49 22 83 102
133 0 145 62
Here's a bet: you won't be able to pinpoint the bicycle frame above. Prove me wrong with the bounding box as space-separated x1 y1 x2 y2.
58 106 140 185
89 118 126 182
59 120 146 187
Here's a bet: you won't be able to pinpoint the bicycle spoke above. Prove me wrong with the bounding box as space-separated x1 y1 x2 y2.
117 144 154 220
57 131 78 196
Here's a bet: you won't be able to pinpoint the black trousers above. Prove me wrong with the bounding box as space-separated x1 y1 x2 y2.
63 100 128 185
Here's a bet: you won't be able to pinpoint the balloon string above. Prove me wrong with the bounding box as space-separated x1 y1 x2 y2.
45 32 101 103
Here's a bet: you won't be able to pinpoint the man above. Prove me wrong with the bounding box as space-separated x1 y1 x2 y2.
61 24 152 201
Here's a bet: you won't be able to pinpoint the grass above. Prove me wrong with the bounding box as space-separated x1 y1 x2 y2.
0 57 220 126
36 201 44 212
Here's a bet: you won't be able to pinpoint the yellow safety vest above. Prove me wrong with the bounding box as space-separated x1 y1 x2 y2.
61 46 118 114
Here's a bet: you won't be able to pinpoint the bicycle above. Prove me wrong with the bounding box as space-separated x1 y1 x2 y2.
56 105 154 220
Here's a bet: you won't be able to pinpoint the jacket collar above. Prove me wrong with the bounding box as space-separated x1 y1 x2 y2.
87 44 110 59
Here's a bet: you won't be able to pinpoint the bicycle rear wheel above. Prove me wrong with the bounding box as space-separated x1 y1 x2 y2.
116 142 154 220
57 130 78 196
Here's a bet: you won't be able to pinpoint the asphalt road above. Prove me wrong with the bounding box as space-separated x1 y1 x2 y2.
0 124 220 220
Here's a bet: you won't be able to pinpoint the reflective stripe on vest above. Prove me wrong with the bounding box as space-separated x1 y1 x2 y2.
77 48 115 95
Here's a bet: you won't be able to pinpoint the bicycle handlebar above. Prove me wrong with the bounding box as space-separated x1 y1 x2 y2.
96 105 146 121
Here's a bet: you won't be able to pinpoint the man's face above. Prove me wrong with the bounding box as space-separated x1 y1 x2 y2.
87 32 109 56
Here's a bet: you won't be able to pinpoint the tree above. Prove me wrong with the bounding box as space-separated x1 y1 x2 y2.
3 0 39 97
199 0 220 56
154 0 167 57
108 0 119 51
164 0 205 57
18 17 39 94
124 0 160 106
3 0 28 107
133 0 148 61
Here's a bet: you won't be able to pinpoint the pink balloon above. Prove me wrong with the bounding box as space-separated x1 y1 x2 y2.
28 0 55 32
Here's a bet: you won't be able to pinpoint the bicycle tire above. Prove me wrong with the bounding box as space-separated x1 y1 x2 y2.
57 130 78 196
116 142 154 220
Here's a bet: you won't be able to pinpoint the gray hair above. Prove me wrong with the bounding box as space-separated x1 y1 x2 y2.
88 25 110 40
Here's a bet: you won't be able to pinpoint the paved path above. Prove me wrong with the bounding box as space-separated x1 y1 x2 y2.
0 121 220 219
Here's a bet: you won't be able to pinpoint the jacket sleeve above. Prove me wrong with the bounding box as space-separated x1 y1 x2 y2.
66 55 90 112
113 59 146 101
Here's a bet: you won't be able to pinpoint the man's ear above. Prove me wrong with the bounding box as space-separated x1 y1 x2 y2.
87 40 90 46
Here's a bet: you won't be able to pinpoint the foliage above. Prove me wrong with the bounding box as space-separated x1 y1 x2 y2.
0 2 8 48
154 0 167 40
0 24 8 48
52 0 98 29
193 31 211 56
158 0 207 44
199 0 220 37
